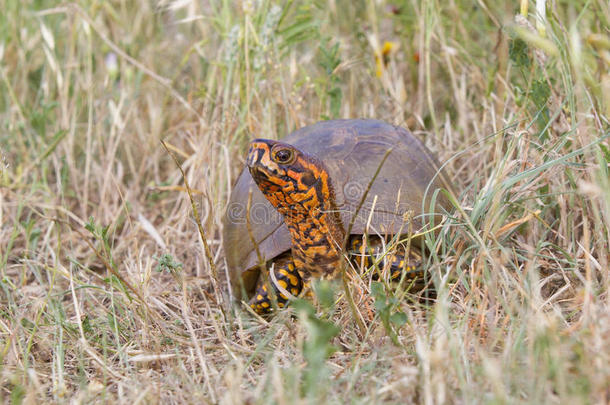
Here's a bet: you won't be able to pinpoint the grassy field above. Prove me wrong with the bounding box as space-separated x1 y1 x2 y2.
1 0 609 403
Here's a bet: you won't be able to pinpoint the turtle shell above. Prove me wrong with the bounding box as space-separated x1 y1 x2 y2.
223 119 452 297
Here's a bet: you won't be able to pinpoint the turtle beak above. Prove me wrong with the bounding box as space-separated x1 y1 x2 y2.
246 144 263 168
246 139 276 169
247 140 272 183
248 166 269 185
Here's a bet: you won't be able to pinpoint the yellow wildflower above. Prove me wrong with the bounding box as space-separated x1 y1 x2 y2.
375 41 398 78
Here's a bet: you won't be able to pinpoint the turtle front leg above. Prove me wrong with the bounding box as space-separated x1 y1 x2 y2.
249 253 304 314
388 249 425 284
349 236 425 284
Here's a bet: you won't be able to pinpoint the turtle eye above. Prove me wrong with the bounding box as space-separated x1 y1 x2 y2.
272 147 295 165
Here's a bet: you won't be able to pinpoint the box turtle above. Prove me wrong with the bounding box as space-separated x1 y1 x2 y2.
223 119 452 314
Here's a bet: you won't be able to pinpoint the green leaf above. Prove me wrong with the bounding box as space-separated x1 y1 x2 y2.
82 315 93 334
85 216 96 234
328 86 342 118
370 281 384 298
38 129 67 162
531 79 551 110
154 253 183 274
20 317 35 330
389 311 408 327
509 38 531 68
312 279 335 311
291 298 316 315
599 144 610 163
10 383 25 405
295 296 340 398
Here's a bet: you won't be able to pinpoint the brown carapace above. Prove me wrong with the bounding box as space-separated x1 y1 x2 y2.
246 139 422 314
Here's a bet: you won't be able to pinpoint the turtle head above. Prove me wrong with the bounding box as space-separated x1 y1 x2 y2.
247 139 346 271
246 139 332 214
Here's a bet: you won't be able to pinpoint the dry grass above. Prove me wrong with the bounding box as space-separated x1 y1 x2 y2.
1 0 609 403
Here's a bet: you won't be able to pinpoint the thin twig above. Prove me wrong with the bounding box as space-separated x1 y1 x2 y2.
160 140 222 307
342 147 394 246
245 189 279 313
339 147 394 335
36 5 203 121
60 218 147 305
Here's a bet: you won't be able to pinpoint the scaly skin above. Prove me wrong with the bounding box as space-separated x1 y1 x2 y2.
250 236 422 314
249 252 303 313
247 139 345 281
246 139 423 314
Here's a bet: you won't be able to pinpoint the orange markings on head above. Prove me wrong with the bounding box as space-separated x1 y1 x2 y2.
246 139 329 214
246 138 347 278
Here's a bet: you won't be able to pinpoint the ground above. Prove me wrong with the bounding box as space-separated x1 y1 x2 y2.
0 1 609 404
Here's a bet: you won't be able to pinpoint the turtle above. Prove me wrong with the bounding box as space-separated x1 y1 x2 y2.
223 119 452 314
